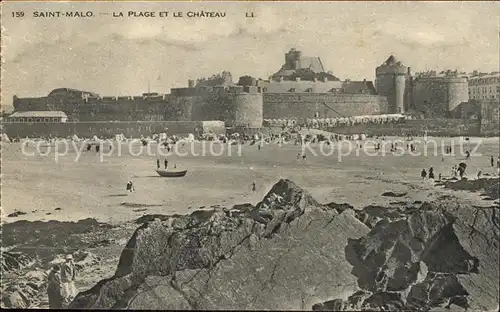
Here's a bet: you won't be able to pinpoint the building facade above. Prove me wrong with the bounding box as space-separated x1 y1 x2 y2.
8 111 68 123
468 72 500 101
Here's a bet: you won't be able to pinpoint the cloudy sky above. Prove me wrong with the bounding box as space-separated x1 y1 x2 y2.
1 1 499 107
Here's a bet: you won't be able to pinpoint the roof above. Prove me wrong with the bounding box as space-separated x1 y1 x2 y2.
9 111 68 118
380 55 406 67
299 57 325 73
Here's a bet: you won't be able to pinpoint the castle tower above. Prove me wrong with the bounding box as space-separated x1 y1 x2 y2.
375 55 408 114
285 48 302 70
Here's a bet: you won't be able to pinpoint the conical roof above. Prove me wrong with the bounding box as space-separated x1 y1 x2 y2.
385 55 399 65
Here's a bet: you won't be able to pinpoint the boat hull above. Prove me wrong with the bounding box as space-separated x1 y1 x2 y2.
155 170 187 177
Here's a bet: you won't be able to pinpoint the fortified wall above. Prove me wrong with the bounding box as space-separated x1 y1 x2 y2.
480 100 500 136
13 92 188 122
263 93 388 120
3 121 226 138
412 73 469 118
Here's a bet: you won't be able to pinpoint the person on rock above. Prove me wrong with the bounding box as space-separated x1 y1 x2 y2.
47 264 63 309
61 255 77 306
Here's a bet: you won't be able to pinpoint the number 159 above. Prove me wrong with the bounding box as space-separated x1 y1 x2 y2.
12 12 25 18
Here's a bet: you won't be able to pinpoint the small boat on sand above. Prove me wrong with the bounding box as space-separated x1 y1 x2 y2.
155 169 187 177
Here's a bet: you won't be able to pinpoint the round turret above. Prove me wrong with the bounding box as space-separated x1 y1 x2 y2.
375 55 408 113
230 93 263 128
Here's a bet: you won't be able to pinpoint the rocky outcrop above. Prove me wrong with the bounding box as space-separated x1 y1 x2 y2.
327 198 499 311
2 218 113 264
1 269 47 308
71 179 370 310
1 249 36 272
70 179 499 311
443 177 500 200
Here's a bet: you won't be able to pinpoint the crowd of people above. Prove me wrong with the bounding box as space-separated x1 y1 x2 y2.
264 114 409 130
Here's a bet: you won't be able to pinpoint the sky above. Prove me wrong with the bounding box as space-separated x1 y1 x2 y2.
1 1 499 107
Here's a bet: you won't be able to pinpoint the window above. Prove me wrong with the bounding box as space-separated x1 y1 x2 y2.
27 118 33 123
52 118 59 122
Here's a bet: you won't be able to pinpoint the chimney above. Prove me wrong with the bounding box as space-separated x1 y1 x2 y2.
363 79 366 83
407 67 411 76
188 80 195 88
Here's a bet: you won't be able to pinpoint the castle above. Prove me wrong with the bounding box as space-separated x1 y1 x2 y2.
9 48 492 131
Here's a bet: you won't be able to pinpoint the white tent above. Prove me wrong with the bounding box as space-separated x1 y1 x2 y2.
1 133 11 143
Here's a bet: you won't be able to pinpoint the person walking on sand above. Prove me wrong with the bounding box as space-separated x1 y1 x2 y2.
47 264 63 309
126 180 135 192
421 169 427 180
156 159 160 170
428 167 435 180
61 255 77 305
164 159 168 170
251 181 256 193
491 156 494 167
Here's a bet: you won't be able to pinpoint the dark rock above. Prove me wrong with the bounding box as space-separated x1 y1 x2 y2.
135 214 173 224
0 250 36 272
326 202 353 214
381 192 407 197
443 178 499 200
341 199 499 311
7 211 26 218
312 298 344 311
54 207 62 211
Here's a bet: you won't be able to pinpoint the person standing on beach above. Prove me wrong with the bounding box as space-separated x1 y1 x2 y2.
47 264 63 309
164 159 168 170
251 181 256 193
428 167 435 180
126 181 135 192
156 159 160 170
61 255 77 305
491 156 494 167
421 169 427 180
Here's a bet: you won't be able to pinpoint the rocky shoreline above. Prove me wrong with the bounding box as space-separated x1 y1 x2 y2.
2 178 499 310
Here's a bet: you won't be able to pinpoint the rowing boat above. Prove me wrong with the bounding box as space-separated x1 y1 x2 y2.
155 169 187 177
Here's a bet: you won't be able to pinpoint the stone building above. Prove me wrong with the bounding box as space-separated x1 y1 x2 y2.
411 70 469 118
468 72 500 101
8 111 68 123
